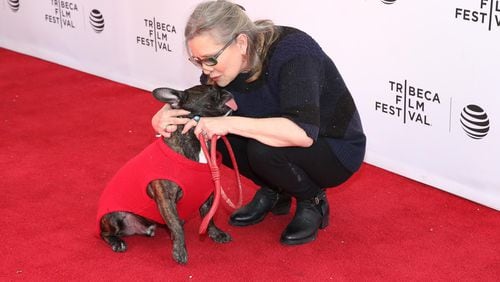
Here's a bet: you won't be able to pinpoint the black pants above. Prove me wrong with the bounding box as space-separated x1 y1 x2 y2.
217 135 353 200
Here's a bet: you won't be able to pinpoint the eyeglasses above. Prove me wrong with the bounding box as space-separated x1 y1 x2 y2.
188 36 236 68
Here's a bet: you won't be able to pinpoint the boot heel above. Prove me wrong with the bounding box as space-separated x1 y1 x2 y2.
319 213 329 229
271 194 291 215
319 192 329 229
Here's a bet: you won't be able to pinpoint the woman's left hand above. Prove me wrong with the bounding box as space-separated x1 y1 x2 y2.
182 116 229 139
183 115 313 147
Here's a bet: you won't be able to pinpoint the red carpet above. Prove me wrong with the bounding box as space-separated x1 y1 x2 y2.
1 47 499 281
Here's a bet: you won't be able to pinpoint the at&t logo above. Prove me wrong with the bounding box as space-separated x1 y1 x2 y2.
460 105 490 139
381 0 397 4
89 9 104 33
8 0 20 12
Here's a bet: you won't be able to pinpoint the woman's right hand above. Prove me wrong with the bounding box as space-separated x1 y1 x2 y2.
152 104 191 138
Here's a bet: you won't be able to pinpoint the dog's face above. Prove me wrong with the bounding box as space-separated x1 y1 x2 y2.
152 85 237 117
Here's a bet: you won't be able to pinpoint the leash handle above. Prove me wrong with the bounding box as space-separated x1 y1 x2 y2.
198 134 243 235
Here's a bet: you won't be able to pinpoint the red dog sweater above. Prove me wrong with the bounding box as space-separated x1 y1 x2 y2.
96 138 219 233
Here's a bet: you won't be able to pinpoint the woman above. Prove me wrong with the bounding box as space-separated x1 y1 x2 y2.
152 0 366 245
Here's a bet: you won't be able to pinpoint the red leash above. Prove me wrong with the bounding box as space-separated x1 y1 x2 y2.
198 134 243 234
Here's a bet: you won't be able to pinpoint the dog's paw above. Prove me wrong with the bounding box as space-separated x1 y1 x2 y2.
209 231 232 244
172 245 188 264
111 241 127 252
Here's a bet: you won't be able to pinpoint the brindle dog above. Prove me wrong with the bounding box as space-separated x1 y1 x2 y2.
98 85 237 264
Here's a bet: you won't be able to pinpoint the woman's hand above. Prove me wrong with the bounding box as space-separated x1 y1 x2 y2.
183 115 313 147
152 104 191 138
182 116 229 139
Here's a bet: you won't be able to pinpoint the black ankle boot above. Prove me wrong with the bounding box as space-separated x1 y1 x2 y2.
229 186 291 226
280 190 329 245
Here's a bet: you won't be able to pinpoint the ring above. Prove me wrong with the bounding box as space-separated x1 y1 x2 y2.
192 115 201 122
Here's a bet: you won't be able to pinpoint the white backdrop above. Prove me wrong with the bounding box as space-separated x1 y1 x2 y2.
1 0 498 210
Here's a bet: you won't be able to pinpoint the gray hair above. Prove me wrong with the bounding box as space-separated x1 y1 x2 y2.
185 0 280 82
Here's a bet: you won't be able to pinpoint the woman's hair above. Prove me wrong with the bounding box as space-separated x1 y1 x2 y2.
185 0 280 83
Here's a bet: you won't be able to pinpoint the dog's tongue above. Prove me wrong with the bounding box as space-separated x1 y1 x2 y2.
225 98 238 111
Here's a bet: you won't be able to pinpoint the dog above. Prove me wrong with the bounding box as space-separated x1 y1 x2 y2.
96 85 238 264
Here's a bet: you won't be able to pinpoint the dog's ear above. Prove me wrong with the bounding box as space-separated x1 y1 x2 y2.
152 88 186 109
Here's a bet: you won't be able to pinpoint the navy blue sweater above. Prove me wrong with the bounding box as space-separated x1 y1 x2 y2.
202 26 366 172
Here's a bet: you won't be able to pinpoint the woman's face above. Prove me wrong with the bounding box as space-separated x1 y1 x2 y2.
188 33 248 87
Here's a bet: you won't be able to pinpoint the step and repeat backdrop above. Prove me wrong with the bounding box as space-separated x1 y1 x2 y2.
1 0 498 210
